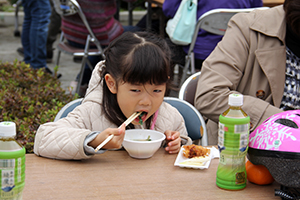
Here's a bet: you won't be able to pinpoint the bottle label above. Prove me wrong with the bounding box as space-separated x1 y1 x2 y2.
239 133 248 151
0 159 15 168
218 126 225 148
234 124 249 134
218 122 249 151
235 171 246 185
1 159 16 193
0 157 24 199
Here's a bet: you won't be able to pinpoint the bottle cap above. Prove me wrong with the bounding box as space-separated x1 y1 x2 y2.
228 94 243 106
0 121 16 137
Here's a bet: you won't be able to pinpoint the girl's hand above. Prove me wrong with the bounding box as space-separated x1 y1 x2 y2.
88 124 126 150
164 130 181 154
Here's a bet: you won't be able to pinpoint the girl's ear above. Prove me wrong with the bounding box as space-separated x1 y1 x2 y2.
105 74 117 94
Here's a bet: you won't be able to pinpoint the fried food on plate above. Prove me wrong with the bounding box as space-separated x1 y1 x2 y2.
183 144 210 158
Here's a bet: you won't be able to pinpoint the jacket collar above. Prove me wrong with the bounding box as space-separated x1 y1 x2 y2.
250 5 286 44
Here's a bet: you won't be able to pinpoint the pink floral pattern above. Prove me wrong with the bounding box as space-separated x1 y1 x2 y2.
249 111 300 153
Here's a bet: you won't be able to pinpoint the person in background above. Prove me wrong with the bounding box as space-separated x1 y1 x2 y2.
162 0 263 70
34 31 192 160
61 0 138 96
46 0 62 63
17 0 61 64
194 0 300 144
20 0 53 74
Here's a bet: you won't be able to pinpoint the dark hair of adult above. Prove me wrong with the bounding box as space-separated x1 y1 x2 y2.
101 31 172 129
284 0 300 36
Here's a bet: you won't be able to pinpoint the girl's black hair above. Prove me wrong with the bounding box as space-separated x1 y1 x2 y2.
100 31 172 129
284 0 300 36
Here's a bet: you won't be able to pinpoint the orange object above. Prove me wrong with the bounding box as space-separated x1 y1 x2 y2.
246 160 275 185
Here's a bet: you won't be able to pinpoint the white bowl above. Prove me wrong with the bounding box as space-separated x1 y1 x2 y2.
123 129 166 159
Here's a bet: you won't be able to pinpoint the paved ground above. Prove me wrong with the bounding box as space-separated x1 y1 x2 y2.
0 24 81 93
0 23 179 97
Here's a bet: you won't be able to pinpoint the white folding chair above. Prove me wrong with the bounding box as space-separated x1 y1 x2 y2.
164 97 208 146
55 0 105 95
178 71 201 106
179 7 269 86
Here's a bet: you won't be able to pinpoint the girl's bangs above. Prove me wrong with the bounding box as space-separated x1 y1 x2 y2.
122 44 170 85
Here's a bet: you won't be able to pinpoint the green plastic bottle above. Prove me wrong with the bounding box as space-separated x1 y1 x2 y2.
216 94 250 190
0 121 25 200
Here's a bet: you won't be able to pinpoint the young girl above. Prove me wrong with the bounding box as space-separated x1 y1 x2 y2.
34 31 192 160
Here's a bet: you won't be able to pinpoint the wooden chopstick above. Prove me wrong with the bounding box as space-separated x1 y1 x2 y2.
120 111 142 128
94 111 142 152
94 134 114 152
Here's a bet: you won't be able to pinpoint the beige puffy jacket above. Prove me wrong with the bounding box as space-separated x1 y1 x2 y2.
195 6 286 145
34 61 192 160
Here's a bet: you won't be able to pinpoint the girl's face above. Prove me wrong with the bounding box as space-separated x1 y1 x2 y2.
105 74 166 125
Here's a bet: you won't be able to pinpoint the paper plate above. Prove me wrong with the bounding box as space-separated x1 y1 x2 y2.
174 146 219 169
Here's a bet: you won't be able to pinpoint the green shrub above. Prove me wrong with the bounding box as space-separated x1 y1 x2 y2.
0 0 16 12
0 60 77 153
